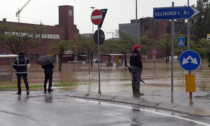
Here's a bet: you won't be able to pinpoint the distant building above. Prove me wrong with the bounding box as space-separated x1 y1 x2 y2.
119 17 187 40
0 5 79 64
81 33 93 39
119 23 140 39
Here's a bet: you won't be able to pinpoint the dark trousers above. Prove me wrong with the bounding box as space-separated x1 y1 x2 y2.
131 66 142 85
44 74 53 90
17 74 29 92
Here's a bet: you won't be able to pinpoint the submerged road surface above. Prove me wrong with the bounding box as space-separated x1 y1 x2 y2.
0 91 209 126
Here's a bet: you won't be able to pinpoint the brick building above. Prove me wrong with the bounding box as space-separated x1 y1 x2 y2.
0 5 79 64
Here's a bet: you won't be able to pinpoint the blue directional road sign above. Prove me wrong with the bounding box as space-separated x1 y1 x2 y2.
153 6 199 20
179 50 201 71
178 37 185 46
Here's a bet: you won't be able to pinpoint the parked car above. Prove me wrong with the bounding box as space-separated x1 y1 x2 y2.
92 58 102 63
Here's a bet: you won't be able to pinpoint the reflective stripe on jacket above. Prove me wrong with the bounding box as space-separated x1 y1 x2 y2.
13 57 29 74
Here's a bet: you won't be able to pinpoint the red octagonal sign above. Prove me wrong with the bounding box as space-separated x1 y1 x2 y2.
91 9 103 25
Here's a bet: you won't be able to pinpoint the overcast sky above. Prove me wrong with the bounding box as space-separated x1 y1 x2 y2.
0 0 197 38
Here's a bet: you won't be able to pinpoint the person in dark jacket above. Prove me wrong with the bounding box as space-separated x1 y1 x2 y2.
42 63 54 92
13 51 30 95
130 45 143 97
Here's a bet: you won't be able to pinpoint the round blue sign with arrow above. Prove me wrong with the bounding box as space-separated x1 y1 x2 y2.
179 50 201 71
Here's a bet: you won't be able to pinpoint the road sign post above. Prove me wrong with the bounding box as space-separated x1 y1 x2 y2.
179 50 201 104
178 37 185 79
152 49 157 69
91 9 107 94
153 3 199 103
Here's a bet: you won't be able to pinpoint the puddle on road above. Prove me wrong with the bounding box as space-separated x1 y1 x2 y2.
0 59 210 92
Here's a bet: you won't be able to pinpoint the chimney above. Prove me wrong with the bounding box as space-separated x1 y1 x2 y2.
3 18 6 22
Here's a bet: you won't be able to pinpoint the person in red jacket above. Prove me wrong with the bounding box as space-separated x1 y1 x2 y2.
130 45 143 97
13 51 30 95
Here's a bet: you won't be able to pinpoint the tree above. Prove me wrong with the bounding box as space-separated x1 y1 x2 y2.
73 35 97 66
100 38 119 54
51 40 71 71
190 38 210 58
191 1 210 43
140 32 157 61
0 23 46 54
157 34 171 63
118 31 135 66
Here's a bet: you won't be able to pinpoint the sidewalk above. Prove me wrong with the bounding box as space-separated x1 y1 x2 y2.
1 87 210 117
67 87 210 117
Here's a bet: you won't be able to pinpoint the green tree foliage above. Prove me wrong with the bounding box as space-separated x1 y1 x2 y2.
140 32 157 61
190 38 210 57
51 40 71 71
100 39 119 54
191 1 210 43
0 23 46 54
73 35 97 65
157 33 171 63
118 31 135 66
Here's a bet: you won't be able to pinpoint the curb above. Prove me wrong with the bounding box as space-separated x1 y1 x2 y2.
71 92 210 117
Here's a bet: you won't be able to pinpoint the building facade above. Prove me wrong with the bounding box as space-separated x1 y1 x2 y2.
0 5 79 64
120 17 187 40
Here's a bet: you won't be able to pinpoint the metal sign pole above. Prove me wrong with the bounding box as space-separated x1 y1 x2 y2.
154 54 156 69
187 0 193 105
98 26 101 94
182 46 184 79
171 2 174 103
88 52 91 78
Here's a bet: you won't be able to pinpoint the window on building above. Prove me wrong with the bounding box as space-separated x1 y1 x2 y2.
35 54 39 60
4 58 9 61
29 54 33 60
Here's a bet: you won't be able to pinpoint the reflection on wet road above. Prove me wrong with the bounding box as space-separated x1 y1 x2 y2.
0 91 209 126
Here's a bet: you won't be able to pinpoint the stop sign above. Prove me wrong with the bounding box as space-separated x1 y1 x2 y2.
91 10 103 25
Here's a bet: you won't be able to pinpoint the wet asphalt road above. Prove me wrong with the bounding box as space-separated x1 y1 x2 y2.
0 91 210 126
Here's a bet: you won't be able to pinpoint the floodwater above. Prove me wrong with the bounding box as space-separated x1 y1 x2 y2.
0 59 210 92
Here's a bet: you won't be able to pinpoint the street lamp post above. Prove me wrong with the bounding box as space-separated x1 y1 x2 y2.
91 7 95 35
135 0 138 44
88 6 95 79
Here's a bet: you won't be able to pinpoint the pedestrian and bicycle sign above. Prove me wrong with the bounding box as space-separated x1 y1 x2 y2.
178 37 185 46
179 50 201 71
153 6 199 20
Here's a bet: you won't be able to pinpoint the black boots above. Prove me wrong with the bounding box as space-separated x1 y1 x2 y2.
133 84 144 97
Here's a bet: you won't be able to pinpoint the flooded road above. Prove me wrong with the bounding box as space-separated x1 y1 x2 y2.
0 59 210 92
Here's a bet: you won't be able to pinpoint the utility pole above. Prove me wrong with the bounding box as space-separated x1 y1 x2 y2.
135 0 138 44
91 7 95 35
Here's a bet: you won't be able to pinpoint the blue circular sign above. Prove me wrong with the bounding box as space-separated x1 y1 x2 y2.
179 50 201 71
152 49 157 54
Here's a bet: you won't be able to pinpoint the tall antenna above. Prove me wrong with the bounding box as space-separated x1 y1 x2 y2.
16 0 31 22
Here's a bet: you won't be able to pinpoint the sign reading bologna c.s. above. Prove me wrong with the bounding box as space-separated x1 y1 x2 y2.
91 10 103 25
